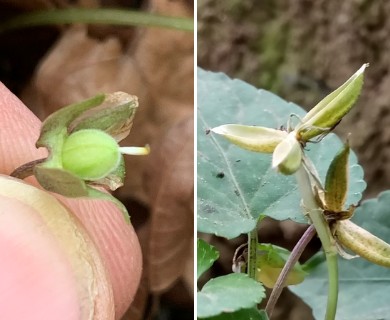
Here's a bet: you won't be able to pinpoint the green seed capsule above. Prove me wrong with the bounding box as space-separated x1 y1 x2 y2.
62 129 121 180
296 64 368 141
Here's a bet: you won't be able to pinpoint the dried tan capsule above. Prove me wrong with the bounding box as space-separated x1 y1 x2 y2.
334 220 390 267
211 124 288 153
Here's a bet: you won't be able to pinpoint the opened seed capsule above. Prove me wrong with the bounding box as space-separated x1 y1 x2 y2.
272 132 303 175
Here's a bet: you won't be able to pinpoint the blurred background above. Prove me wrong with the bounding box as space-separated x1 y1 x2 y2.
0 0 194 319
198 1 390 319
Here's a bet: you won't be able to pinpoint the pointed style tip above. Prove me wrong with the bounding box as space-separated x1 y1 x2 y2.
119 145 150 156
359 63 369 74
210 125 225 135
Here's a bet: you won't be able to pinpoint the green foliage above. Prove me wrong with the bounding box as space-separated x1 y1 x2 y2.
197 273 265 318
202 308 269 320
197 67 366 239
197 239 219 280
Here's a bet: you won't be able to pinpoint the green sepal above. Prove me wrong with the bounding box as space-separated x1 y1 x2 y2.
70 92 138 142
34 165 89 197
87 186 130 223
296 64 368 141
37 94 105 166
33 164 130 222
325 141 350 212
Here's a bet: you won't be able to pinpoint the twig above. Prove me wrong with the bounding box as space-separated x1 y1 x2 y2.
265 224 316 318
10 158 46 179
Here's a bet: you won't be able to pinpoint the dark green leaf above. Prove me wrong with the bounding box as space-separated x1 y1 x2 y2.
197 239 219 280
200 308 269 320
197 273 265 318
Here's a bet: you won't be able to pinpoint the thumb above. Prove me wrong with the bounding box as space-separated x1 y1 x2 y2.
0 175 114 320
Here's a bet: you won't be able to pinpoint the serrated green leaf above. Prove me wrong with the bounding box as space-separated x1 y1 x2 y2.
291 190 390 320
197 273 265 318
200 308 269 320
197 239 220 280
197 68 366 239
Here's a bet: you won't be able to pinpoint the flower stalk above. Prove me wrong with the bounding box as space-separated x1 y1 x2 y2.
295 165 339 320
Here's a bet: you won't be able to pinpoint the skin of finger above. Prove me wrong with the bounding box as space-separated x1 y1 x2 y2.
0 82 142 318
0 195 81 320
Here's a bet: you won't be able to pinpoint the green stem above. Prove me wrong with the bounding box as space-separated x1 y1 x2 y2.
325 252 338 320
0 8 194 33
295 165 338 320
247 228 258 280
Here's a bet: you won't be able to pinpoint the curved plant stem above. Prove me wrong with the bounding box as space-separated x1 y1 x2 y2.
265 224 316 318
10 158 46 179
295 165 339 320
0 8 194 33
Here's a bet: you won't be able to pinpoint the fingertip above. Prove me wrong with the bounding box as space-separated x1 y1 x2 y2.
0 195 81 320
60 198 143 318
0 177 115 320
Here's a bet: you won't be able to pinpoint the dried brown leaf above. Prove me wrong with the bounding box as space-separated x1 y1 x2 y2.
145 116 194 294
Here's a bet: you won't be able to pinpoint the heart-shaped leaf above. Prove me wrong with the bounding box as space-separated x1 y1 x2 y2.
197 273 265 318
